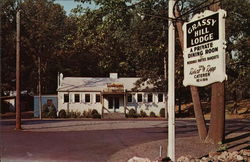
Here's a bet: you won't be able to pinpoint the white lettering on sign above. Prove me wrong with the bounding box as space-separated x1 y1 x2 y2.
191 33 214 46
187 19 217 34
182 9 227 87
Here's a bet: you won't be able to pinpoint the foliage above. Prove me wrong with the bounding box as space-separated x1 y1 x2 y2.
75 111 82 118
41 104 48 117
0 100 13 114
67 110 77 118
42 104 57 118
82 109 93 118
74 0 168 89
1 0 68 94
1 0 19 92
161 156 171 162
127 109 138 118
1 0 249 107
47 108 57 118
221 0 250 113
58 109 67 118
159 108 165 118
91 109 101 118
149 111 156 117
66 110 82 118
218 143 228 152
41 102 57 118
140 110 148 117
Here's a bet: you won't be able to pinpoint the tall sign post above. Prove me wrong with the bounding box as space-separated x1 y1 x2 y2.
183 10 227 87
16 10 21 130
168 0 175 161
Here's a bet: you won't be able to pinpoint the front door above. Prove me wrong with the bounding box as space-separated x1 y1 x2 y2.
108 97 119 112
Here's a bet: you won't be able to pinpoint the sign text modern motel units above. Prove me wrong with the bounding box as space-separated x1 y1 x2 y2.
182 10 227 87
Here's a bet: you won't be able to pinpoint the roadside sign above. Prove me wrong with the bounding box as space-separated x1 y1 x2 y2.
182 9 227 87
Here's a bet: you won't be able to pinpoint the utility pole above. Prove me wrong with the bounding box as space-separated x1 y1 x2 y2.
38 56 42 120
168 0 175 161
16 10 21 130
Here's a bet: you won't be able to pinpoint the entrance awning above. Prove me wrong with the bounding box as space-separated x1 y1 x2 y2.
102 84 125 95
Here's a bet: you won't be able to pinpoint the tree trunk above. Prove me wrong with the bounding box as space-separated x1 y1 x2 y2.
175 10 207 141
178 88 182 115
205 1 225 144
205 82 225 144
190 86 207 141
232 90 238 114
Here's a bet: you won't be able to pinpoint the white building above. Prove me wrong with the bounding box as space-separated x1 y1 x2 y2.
57 73 166 117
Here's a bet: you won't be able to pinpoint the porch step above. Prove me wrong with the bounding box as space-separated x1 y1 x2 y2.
103 112 126 119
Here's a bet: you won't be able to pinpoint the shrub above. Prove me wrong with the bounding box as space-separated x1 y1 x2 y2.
0 101 13 114
42 104 49 112
42 103 57 118
160 108 165 118
127 109 138 118
218 144 228 152
140 110 148 118
41 112 48 118
187 105 195 117
58 109 67 118
68 110 77 118
82 109 92 118
75 111 81 118
150 111 156 117
47 107 57 118
42 104 49 118
91 109 101 118
91 109 98 115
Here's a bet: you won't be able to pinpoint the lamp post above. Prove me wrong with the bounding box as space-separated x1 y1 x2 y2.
168 0 175 161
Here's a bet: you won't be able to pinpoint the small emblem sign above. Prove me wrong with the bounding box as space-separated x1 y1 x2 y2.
183 9 227 87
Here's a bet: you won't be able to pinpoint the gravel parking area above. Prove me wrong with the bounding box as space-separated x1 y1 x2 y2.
22 120 168 132
1 118 249 161
108 132 250 162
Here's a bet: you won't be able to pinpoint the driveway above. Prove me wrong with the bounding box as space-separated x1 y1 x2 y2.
1 118 249 161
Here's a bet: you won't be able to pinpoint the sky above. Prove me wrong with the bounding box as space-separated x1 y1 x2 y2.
54 0 97 14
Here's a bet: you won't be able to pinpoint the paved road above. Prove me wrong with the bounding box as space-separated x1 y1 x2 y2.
1 118 249 162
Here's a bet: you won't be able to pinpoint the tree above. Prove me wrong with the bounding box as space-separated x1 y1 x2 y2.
175 0 250 144
1 0 68 94
19 0 68 94
1 0 249 127
224 0 250 114
1 0 18 93
175 1 207 141
205 0 250 143
75 0 168 89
